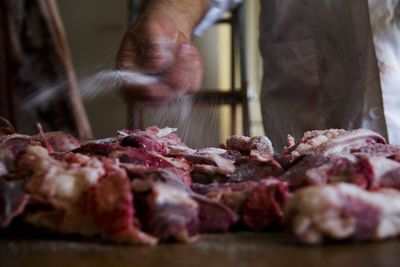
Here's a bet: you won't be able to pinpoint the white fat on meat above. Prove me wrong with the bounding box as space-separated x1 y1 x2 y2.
193 163 234 176
168 147 226 157
171 146 236 175
294 129 385 156
286 183 400 244
20 146 108 236
249 150 276 162
132 180 196 207
32 131 81 152
148 152 191 171
322 129 386 155
295 129 347 154
154 183 197 208
208 154 235 173
24 146 105 201
167 145 196 156
301 129 346 142
192 154 235 176
152 127 177 138
365 156 400 188
197 147 227 155
226 135 274 155
369 157 400 179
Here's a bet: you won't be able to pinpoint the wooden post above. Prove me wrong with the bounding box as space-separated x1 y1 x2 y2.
0 0 17 127
38 0 93 140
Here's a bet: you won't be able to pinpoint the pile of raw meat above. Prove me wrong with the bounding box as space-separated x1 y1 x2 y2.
1 126 400 245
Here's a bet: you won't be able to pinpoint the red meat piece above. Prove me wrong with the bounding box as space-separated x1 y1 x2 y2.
242 178 290 231
192 194 239 233
81 161 156 244
0 178 29 227
73 143 121 157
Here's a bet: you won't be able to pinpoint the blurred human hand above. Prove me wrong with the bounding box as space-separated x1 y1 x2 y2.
117 12 203 102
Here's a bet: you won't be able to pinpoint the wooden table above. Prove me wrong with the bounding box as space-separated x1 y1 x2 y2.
1 233 399 267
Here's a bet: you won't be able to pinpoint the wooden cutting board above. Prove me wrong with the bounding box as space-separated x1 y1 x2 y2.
1 233 399 267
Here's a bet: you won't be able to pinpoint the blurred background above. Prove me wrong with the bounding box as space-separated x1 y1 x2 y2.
1 0 264 148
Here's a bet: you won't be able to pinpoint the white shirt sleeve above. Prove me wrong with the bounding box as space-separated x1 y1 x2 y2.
193 0 242 36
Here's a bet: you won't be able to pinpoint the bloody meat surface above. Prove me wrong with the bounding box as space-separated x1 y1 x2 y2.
1 126 400 245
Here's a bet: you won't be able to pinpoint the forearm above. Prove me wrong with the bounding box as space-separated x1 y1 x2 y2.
140 0 210 38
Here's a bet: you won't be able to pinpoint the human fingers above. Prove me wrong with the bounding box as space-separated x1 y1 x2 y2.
160 41 203 98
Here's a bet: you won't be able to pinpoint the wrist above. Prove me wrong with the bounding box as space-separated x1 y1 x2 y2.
141 0 209 39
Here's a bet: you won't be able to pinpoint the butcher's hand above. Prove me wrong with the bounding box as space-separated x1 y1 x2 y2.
117 0 209 102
